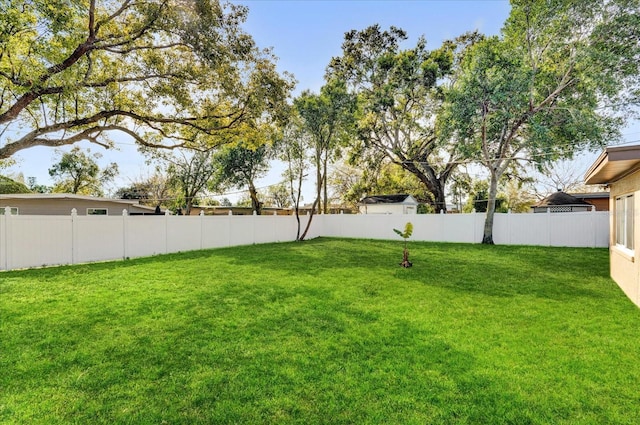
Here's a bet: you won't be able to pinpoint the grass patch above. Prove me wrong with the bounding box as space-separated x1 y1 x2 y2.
1 238 639 424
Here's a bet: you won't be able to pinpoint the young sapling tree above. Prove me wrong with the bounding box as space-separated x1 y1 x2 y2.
393 222 413 268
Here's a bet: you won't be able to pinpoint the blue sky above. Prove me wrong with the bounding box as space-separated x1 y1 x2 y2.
235 0 511 95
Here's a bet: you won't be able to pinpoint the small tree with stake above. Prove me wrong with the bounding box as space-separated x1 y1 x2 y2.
393 222 413 268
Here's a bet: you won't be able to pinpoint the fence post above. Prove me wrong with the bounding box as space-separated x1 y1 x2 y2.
228 210 232 246
252 210 257 244
547 207 552 246
591 206 597 248
71 208 78 265
122 209 128 259
507 209 512 245
200 210 204 249
1 206 9 270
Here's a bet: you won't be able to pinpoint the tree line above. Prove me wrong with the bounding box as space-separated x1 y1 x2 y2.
1 0 638 243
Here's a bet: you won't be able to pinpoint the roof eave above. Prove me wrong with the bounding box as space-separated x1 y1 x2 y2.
585 145 640 185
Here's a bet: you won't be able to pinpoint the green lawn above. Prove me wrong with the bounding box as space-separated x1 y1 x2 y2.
1 238 639 424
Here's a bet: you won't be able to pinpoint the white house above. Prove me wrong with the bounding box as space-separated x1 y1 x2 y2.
358 194 419 215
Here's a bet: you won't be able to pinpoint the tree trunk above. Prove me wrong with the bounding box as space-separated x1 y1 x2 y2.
482 170 500 244
400 160 454 214
248 182 261 215
323 157 328 214
316 163 322 215
431 182 447 214
400 247 412 268
298 197 319 241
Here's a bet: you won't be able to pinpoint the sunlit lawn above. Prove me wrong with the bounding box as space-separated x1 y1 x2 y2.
1 238 639 424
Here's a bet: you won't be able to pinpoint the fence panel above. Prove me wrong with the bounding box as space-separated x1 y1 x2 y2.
5 215 73 270
228 215 256 246
494 213 549 246
254 215 278 244
166 216 203 252
75 216 125 263
125 216 167 258
202 215 232 249
274 214 299 242
594 212 610 247
548 212 601 247
0 214 5 270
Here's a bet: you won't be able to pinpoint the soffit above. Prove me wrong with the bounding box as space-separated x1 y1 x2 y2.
584 145 640 185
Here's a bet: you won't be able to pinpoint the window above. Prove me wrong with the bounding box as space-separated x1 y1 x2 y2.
3 207 18 215
87 208 108 216
615 194 634 251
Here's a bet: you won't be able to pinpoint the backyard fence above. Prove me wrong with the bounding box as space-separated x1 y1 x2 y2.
0 208 609 271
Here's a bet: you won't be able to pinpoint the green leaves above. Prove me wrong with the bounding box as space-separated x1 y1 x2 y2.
0 0 294 159
393 222 413 240
48 146 118 196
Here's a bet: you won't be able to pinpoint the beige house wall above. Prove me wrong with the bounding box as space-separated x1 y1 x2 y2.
608 168 640 307
0 198 151 216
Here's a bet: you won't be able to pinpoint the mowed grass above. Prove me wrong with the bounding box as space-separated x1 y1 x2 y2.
1 238 640 424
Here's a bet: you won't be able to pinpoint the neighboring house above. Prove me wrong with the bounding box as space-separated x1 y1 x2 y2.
189 205 291 216
570 192 610 211
189 205 356 216
358 194 419 215
585 143 640 307
0 194 160 216
531 191 595 213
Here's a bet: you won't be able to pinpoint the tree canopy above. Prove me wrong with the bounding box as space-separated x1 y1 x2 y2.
0 0 294 159
212 143 272 214
0 174 30 194
48 146 117 195
327 25 477 212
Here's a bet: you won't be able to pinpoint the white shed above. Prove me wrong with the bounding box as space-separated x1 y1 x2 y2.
358 194 419 214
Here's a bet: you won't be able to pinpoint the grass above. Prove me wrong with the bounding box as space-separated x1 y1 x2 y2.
1 238 640 424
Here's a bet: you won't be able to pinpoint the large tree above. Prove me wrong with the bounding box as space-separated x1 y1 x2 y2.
0 0 293 159
114 172 171 209
211 143 271 214
327 25 477 212
445 0 640 244
330 160 432 211
162 149 216 215
48 146 117 195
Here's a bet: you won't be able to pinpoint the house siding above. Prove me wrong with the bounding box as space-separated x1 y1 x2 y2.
358 203 417 215
584 197 609 211
0 198 151 215
608 168 640 307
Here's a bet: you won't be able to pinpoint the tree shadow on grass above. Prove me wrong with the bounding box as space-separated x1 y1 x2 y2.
2 238 612 304
401 243 613 302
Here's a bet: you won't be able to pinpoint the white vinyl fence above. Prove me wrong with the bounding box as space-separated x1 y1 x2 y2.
321 210 609 247
0 208 608 271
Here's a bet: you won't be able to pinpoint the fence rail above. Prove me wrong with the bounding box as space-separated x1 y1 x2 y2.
0 209 609 271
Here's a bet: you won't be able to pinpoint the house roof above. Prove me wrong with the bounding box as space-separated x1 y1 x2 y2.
532 191 593 208
359 194 417 205
0 193 156 211
585 143 640 185
570 192 610 200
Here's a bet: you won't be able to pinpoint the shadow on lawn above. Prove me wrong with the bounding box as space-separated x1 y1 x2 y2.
403 243 612 302
4 238 612 304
